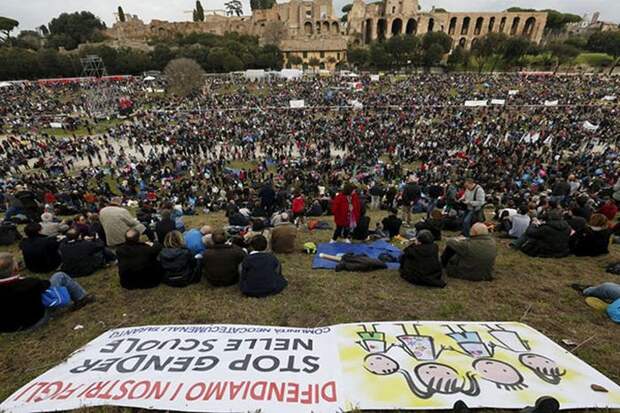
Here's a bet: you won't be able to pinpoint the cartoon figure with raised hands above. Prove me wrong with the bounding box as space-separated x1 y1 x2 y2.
396 323 447 362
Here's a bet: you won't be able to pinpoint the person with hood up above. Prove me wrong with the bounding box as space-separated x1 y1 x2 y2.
400 230 446 288
520 210 571 258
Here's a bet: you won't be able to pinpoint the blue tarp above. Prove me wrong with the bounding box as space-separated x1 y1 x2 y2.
312 240 402 270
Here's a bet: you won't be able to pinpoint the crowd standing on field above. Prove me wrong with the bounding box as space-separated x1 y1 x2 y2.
1 72 620 332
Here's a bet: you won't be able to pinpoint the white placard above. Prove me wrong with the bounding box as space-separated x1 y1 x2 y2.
289 99 305 108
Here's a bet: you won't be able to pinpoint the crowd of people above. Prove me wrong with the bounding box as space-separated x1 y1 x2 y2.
1 72 620 332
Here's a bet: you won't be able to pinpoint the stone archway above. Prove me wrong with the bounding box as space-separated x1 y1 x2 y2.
474 17 484 35
461 16 470 35
523 17 536 37
488 16 496 32
304 21 313 35
448 17 457 35
365 18 373 43
405 18 417 34
510 17 520 35
427 18 435 32
377 18 387 41
323 21 330 33
459 37 467 48
332 21 339 34
391 18 403 36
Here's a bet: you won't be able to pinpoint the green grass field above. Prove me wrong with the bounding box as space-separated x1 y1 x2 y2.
1 209 619 411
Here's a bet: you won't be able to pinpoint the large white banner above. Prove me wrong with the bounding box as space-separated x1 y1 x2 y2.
2 322 620 412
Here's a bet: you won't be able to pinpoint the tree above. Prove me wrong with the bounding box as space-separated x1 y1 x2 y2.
225 0 243 17
422 43 444 67
149 45 175 70
250 0 276 10
447 46 468 70
47 11 106 50
117 6 126 23
164 58 205 96
420 32 452 55
341 4 352 22
194 1 205 22
385 35 420 67
287 54 302 67
0 17 19 42
16 30 43 50
471 32 508 73
369 42 390 69
255 44 283 69
503 36 532 70
547 41 579 74
587 31 620 74
544 10 581 33
347 46 369 68
308 57 320 69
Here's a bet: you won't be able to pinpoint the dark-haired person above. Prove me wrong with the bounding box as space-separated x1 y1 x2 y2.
414 208 444 241
240 235 288 298
202 230 246 287
19 223 61 273
155 209 176 243
157 230 202 287
331 182 361 243
381 208 403 239
520 210 571 258
59 228 116 277
400 230 446 288
0 252 94 332
570 213 611 257
116 228 162 290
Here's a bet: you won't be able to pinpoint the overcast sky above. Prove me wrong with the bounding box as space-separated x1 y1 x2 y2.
5 0 619 32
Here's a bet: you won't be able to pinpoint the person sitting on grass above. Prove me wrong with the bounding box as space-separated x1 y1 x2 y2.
202 230 246 287
569 213 611 257
400 230 445 288
39 212 69 237
381 208 403 239
183 225 213 255
19 222 61 274
116 228 162 290
155 209 176 243
244 219 272 250
507 204 531 239
59 228 116 277
352 208 371 241
158 230 202 287
519 210 571 258
415 208 444 241
271 213 297 253
571 282 620 323
240 235 288 298
0 252 95 333
441 222 496 282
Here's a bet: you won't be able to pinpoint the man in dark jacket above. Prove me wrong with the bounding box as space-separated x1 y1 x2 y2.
400 230 445 288
520 210 571 258
202 230 246 287
19 223 61 273
381 208 403 238
0 252 94 332
59 228 115 277
258 182 276 215
116 229 163 289
240 235 287 298
155 209 176 242
400 177 421 226
0 221 21 246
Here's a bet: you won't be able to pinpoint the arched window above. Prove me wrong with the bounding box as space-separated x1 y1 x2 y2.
488 16 496 32
427 18 434 32
304 21 313 35
448 17 457 35
461 17 470 35
459 37 467 48
499 16 507 32
474 17 484 35
510 17 520 35
523 17 536 37
377 19 387 40
406 18 417 34
332 21 339 34
323 21 330 33
365 19 373 43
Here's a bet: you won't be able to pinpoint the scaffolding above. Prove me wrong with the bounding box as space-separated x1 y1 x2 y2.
80 55 108 78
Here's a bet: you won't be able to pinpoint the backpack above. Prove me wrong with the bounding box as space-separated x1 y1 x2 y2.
41 287 71 308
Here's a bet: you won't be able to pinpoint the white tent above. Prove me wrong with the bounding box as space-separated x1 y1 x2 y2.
244 69 266 81
279 69 303 80
143 76 156 81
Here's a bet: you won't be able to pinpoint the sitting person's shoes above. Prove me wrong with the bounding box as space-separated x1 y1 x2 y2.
585 296 609 312
570 283 591 294
521 396 560 413
453 400 470 413
71 294 96 311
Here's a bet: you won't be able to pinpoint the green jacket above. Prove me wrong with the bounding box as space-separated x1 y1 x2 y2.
446 235 496 281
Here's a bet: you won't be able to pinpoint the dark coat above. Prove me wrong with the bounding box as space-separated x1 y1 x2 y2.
400 243 446 288
446 235 497 281
158 247 198 287
19 235 61 273
155 218 176 243
202 244 246 287
415 218 443 241
0 276 49 332
59 239 106 277
352 216 371 240
0 222 21 246
240 252 287 298
570 227 610 257
522 219 571 258
116 242 163 289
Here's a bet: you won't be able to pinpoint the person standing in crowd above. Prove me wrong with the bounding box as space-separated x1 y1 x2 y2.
99 197 146 247
0 252 94 332
460 178 486 237
291 190 306 228
400 176 421 226
331 182 361 243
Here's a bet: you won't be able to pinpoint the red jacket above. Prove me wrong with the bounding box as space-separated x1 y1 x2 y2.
332 192 361 227
292 196 305 213
599 203 618 221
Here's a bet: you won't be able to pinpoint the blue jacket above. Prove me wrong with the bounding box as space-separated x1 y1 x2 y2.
183 229 205 255
240 252 287 298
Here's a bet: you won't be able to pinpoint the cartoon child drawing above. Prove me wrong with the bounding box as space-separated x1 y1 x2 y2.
396 323 446 362
443 324 494 359
364 353 480 399
482 324 566 385
472 358 529 391
518 353 566 385
356 324 391 353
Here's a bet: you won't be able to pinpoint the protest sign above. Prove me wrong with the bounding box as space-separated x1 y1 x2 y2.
464 100 488 107
602 95 616 101
544 100 559 106
508 90 519 96
370 75 380 82
490 99 506 105
289 99 305 108
2 322 620 413
49 122 63 129
583 121 599 131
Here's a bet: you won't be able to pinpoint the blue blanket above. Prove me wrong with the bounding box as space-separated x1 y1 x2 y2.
312 240 402 270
